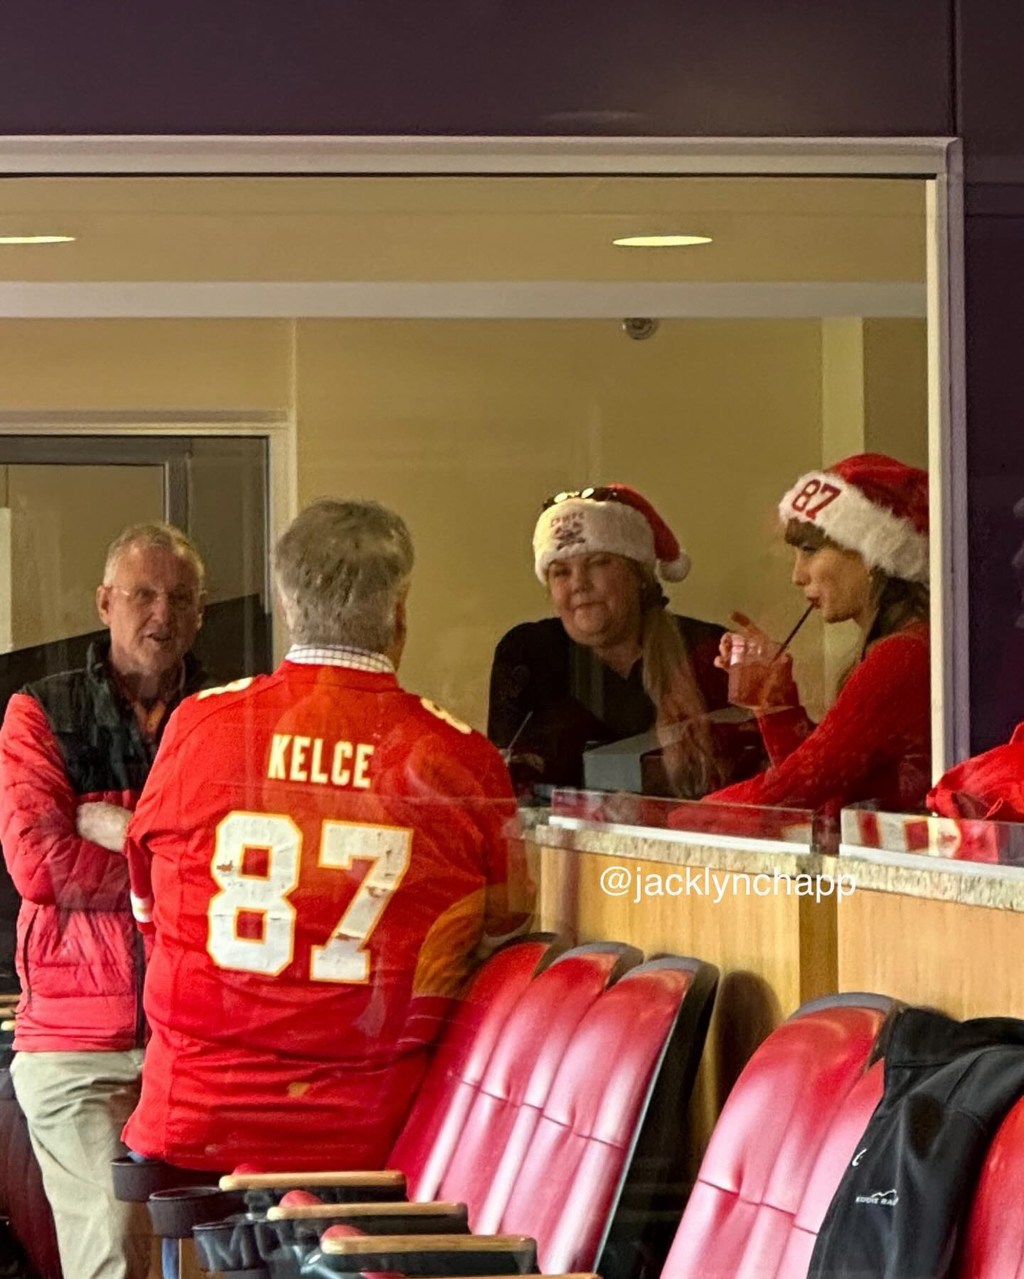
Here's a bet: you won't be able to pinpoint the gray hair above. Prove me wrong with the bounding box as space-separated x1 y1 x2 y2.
274 498 414 651
103 522 207 593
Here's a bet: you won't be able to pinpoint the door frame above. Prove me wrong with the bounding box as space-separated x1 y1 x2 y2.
0 410 296 658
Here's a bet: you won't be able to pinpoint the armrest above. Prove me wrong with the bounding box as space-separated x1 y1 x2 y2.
195 1187 461 1271
318 1232 538 1276
268 1199 468 1228
219 1168 407 1211
220 1170 406 1192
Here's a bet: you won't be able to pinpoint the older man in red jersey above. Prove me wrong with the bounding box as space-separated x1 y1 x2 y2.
123 498 532 1173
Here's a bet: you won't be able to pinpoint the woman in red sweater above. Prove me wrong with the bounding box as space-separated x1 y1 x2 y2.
702 453 931 815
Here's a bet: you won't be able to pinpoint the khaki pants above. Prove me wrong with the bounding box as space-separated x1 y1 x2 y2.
11 1049 152 1279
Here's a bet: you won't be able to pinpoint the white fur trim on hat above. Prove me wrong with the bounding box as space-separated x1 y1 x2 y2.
779 471 929 583
533 497 690 583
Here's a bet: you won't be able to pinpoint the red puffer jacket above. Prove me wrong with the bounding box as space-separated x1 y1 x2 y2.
0 642 206 1052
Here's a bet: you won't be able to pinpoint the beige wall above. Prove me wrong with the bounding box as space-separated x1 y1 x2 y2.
863 319 929 466
0 315 927 732
295 318 828 727
0 319 291 411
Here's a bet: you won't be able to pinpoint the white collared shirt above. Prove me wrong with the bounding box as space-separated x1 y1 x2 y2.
284 644 394 675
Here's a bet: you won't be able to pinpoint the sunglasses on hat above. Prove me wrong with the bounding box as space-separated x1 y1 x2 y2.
541 486 622 512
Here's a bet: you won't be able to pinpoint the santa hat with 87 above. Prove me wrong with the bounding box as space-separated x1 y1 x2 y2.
533 484 690 583
778 452 930 584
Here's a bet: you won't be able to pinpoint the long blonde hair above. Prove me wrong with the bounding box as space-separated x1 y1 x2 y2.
636 570 724 798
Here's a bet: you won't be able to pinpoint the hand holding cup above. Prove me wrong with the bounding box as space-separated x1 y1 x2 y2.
716 611 798 711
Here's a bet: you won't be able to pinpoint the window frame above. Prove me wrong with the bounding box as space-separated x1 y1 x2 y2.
0 133 965 772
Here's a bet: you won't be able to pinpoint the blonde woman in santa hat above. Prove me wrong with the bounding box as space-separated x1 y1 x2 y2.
487 484 761 798
703 452 932 814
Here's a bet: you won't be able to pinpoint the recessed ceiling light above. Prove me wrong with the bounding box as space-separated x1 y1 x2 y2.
0 234 76 246
612 234 712 248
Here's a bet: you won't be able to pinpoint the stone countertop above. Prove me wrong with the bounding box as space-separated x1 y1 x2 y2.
515 806 552 834
838 846 1024 913
533 818 827 878
529 818 1024 911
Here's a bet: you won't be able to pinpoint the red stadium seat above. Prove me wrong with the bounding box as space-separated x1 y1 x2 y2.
390 933 579 1202
221 938 639 1210
159 935 571 1276
194 944 717 1279
294 993 890 1279
956 1094 1024 1279
660 994 892 1279
429 941 644 1226
209 931 575 1207
489 956 716 1276
191 935 627 1272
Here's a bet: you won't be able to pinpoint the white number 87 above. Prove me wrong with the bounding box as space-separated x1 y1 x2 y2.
207 812 412 983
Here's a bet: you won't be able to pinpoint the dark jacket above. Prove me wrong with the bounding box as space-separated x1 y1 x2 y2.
0 640 206 1052
487 614 763 796
809 1007 1024 1279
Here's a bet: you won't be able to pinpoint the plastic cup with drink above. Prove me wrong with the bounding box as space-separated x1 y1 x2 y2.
724 604 814 710
727 633 783 709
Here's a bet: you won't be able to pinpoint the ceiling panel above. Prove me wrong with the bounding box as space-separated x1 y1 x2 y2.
0 176 926 285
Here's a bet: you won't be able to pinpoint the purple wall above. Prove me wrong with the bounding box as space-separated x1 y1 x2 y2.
2 0 1024 749
0 1 952 136
962 196 1024 746
957 0 1024 747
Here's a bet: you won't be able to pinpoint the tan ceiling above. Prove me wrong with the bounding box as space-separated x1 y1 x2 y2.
0 176 926 285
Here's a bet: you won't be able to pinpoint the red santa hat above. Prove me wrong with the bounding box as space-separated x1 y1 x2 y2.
533 484 690 584
778 452 930 584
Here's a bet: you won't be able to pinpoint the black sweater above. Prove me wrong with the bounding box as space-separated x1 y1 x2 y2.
487 614 760 795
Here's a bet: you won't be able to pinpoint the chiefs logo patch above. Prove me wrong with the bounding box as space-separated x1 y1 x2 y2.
551 512 586 552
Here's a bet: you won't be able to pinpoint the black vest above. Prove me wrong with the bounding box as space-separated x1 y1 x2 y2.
22 639 207 794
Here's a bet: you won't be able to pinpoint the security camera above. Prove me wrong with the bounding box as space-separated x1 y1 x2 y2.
622 317 659 341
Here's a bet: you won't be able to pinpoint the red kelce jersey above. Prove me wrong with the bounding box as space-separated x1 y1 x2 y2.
122 661 529 1172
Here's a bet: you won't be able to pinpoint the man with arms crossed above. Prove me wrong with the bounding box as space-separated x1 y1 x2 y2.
0 523 208 1279
123 498 532 1173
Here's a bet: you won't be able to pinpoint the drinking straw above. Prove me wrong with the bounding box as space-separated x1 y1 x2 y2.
771 602 815 662
500 711 534 761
